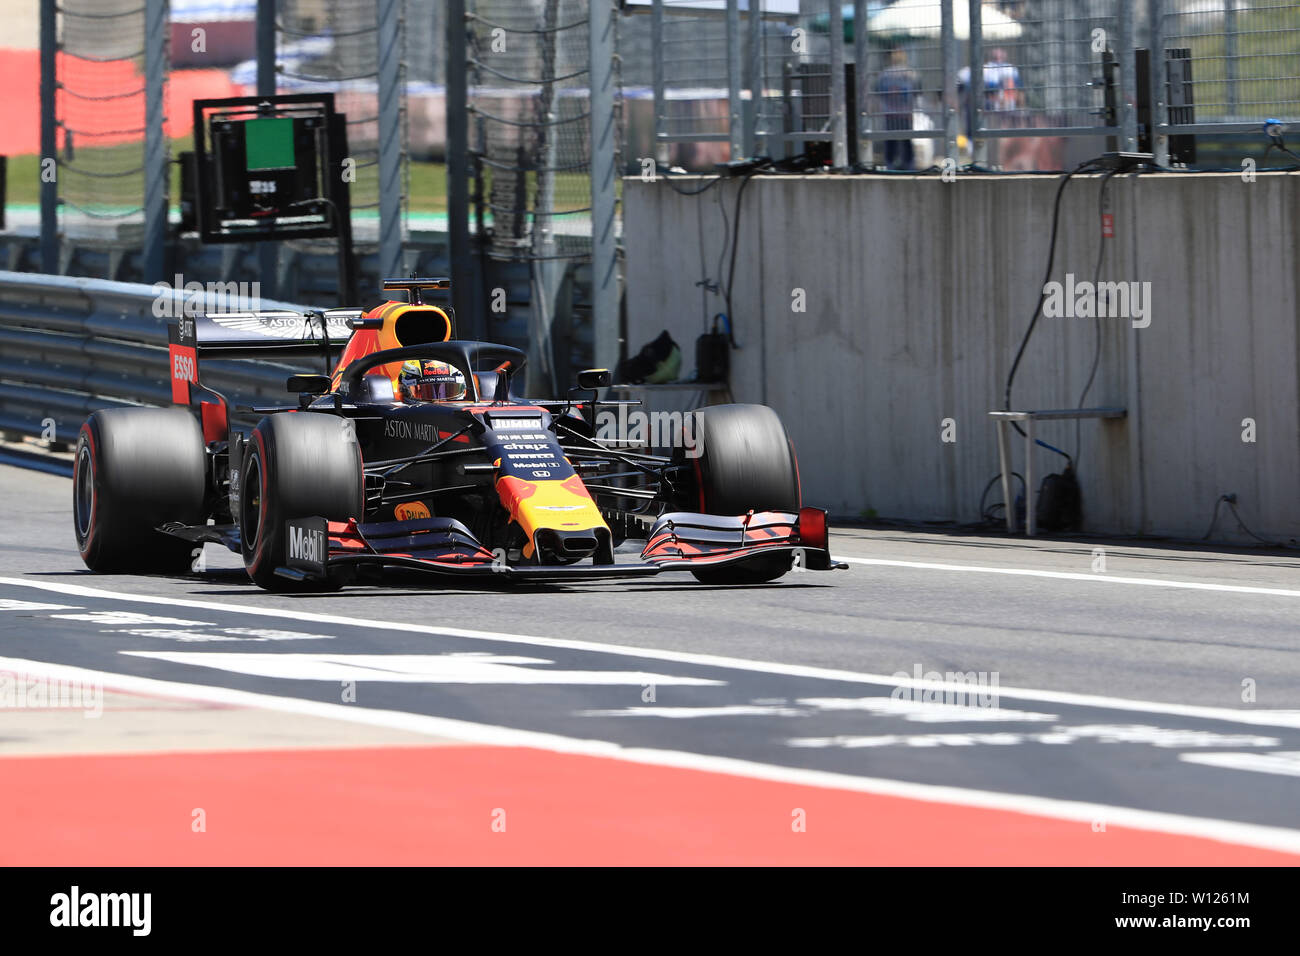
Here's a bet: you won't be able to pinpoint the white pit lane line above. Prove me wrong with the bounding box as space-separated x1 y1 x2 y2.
837 555 1300 598
1181 752 1300 778
4 575 1300 728
4 576 1300 856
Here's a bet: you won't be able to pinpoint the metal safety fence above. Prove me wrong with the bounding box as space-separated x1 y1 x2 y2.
456 0 623 391
272 0 408 256
466 0 621 262
640 0 1300 171
44 0 170 278
32 0 412 285
55 0 157 234
1155 0 1300 136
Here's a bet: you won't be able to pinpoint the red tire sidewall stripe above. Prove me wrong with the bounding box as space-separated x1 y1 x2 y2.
248 428 271 575
693 454 706 514
789 437 802 509
77 423 97 557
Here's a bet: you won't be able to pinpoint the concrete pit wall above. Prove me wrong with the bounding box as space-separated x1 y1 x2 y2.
623 172 1300 542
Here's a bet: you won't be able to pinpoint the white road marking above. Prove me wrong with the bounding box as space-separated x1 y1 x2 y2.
51 611 213 626
36 609 335 643
790 732 1025 749
839 555 1300 599
580 705 805 719
581 698 1058 722
796 697 1059 722
5 575 1300 729
124 651 724 686
102 627 335 643
0 600 78 611
1180 752 1300 778
1 653 1298 856
790 725 1280 750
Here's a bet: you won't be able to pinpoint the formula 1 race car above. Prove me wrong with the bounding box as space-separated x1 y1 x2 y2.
72 277 841 590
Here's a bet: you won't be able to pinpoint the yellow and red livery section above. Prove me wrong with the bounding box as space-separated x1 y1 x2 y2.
329 300 454 394
479 414 609 559
495 472 607 560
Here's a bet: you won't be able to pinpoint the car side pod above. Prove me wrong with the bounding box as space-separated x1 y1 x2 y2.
640 507 846 571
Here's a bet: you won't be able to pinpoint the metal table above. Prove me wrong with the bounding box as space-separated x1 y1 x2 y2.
988 407 1126 536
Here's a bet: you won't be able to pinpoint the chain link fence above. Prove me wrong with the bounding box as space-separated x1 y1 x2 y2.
274 0 407 244
1157 0 1300 133
459 0 623 392
467 0 612 261
653 1 733 159
641 0 1300 171
56 0 159 236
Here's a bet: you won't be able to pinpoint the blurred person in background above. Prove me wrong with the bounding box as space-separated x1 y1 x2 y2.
983 48 1021 122
875 46 918 170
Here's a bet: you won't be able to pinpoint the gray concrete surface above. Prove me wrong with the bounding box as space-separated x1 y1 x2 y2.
5 462 1300 709
624 172 1300 542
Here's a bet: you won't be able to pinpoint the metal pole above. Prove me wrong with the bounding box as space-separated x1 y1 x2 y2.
726 0 744 159
829 0 846 168
589 0 620 375
853 0 871 167
256 0 275 95
1024 418 1036 537
1149 0 1169 166
940 0 957 165
39 0 57 274
745 0 761 158
529 0 562 393
996 420 1013 532
1224 0 1238 119
142 0 167 284
446 0 473 330
651 0 666 164
377 0 403 281
333 199 358 308
256 0 277 299
968 0 984 166
1118 0 1138 152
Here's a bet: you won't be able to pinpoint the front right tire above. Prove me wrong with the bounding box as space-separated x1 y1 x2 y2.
685 403 801 585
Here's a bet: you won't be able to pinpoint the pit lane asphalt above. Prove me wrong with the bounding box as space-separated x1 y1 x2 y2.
6 463 1300 705
4 462 1300 834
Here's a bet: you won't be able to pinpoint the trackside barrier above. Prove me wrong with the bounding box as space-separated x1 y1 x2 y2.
0 271 317 450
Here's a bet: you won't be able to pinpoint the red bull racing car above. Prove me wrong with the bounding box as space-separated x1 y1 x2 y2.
72 278 841 590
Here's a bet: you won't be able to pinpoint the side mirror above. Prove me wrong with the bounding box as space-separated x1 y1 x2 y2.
359 375 395 404
576 368 612 390
287 374 332 395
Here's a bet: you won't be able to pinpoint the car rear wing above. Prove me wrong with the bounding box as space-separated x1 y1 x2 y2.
168 308 361 399
167 308 362 444
185 309 362 359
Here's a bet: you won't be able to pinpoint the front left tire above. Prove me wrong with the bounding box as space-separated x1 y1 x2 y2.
240 412 363 591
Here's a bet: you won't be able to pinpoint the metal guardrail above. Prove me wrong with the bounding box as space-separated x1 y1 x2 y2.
0 271 314 451
0 230 595 390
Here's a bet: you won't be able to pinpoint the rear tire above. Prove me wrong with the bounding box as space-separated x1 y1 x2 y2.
240 412 363 591
685 404 801 584
74 407 207 573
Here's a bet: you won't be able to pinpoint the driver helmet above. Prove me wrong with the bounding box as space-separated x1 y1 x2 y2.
398 359 467 402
